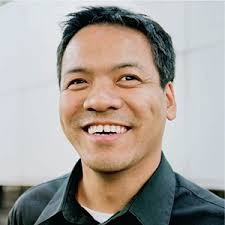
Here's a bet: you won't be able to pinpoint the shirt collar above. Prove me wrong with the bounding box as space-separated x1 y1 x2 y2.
34 153 175 225
34 161 82 225
128 153 176 225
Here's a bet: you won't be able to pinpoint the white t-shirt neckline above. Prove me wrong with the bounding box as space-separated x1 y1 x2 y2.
81 204 114 223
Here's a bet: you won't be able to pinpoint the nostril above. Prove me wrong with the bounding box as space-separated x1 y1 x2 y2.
86 106 119 112
83 93 123 112
87 108 96 112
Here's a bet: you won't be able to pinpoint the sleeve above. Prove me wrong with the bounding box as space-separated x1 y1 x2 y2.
7 193 30 225
7 206 19 225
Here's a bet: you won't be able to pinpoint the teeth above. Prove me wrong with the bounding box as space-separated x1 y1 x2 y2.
96 125 103 132
116 126 120 133
87 124 128 134
111 125 116 132
121 127 126 133
104 125 110 132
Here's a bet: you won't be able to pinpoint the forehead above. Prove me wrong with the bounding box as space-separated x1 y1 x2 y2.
62 24 156 75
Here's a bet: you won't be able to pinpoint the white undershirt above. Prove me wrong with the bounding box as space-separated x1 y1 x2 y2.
81 205 114 223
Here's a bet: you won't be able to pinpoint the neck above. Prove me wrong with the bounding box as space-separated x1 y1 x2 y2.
76 151 161 214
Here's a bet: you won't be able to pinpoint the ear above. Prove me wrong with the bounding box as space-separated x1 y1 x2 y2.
165 82 176 121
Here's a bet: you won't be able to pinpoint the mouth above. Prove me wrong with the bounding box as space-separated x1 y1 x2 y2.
82 124 131 135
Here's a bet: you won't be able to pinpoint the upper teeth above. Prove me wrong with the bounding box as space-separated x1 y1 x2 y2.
88 125 127 134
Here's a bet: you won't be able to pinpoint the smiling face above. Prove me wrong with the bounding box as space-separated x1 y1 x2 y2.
59 24 176 173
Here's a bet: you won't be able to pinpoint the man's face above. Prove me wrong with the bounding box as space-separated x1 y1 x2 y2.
59 24 176 173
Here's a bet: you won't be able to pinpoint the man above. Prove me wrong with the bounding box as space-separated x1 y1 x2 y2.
8 6 224 225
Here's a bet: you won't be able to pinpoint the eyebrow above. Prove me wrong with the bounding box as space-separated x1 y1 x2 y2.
63 62 144 77
64 67 91 75
111 62 144 71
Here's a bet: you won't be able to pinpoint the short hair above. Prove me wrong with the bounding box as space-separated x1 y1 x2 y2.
57 6 175 89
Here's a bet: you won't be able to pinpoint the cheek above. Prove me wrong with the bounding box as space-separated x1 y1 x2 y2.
59 92 84 120
125 88 164 117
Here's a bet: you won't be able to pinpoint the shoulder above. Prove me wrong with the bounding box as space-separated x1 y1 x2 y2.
8 174 69 225
171 173 224 225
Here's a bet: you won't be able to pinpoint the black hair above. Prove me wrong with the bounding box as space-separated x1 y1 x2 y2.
57 6 175 89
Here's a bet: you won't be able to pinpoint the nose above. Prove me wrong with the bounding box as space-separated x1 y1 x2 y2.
83 83 123 112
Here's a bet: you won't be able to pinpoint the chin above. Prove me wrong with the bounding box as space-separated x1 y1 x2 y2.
82 156 133 174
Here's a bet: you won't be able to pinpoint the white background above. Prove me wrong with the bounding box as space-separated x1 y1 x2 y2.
0 1 224 190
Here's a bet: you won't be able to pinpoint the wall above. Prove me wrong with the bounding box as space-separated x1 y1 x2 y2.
0 1 224 189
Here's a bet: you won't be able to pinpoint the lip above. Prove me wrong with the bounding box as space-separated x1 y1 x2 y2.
81 121 132 134
81 127 130 144
81 120 131 129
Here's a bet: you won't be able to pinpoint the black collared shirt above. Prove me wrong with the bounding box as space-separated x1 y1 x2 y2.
8 153 224 225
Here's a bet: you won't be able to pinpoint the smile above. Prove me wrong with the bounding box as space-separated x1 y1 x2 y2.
88 124 128 135
82 123 131 136
82 123 131 143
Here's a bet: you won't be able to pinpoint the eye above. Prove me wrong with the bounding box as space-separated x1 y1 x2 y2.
117 74 142 88
67 78 88 90
120 75 139 81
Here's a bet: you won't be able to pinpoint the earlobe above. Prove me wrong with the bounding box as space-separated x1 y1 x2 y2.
165 82 176 121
